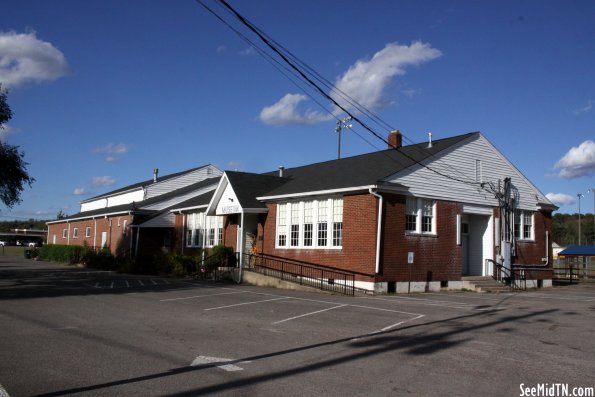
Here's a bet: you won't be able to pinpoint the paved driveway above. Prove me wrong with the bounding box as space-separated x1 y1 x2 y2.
1 256 594 396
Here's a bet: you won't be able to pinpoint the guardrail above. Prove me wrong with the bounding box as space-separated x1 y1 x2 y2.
242 253 361 295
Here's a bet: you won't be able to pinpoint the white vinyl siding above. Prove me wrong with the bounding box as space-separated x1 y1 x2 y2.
384 134 550 211
276 198 343 249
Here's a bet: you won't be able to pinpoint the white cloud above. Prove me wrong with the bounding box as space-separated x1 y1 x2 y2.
260 93 331 126
546 193 576 206
259 41 441 126
573 99 594 115
94 143 129 162
216 45 227 54
91 176 116 187
0 31 69 88
554 140 595 179
332 41 442 111
0 124 15 142
239 46 256 56
226 160 241 170
73 187 86 196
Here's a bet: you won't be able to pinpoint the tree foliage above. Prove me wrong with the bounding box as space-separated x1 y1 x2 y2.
0 84 34 208
552 213 595 246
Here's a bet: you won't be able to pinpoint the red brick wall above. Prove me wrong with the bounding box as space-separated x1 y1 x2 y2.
381 194 462 282
260 194 378 281
514 210 553 280
46 215 133 256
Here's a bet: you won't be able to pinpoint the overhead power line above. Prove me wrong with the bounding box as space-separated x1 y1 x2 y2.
198 0 485 189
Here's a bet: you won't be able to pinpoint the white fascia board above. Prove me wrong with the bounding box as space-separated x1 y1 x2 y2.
205 174 230 215
46 210 132 224
169 204 209 213
256 185 376 201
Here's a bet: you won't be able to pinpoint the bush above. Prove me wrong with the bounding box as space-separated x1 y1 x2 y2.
38 244 84 264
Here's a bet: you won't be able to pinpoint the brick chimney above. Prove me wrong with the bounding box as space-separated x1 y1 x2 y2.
388 130 402 149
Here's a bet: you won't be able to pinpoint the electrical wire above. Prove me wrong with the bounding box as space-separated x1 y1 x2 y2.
199 0 489 191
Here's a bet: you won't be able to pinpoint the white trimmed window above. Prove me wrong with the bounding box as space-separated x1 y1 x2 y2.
73 228 79 238
62 229 67 239
276 198 343 249
514 211 534 240
405 197 436 235
277 203 287 246
186 212 224 248
85 227 91 238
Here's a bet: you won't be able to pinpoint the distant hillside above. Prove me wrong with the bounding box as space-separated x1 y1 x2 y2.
553 213 595 246
0 219 49 233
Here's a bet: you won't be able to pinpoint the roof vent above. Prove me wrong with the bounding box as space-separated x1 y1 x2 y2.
427 132 433 148
153 168 159 183
278 166 285 177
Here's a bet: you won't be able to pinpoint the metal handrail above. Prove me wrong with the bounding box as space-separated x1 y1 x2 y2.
242 253 357 295
489 259 527 291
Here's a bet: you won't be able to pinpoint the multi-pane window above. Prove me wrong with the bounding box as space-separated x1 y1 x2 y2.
405 197 436 234
73 228 79 238
277 203 287 247
62 229 67 238
303 201 313 246
290 204 300 246
318 200 328 246
85 227 91 238
332 199 343 247
421 200 434 233
406 198 418 231
276 198 343 249
514 211 533 240
186 212 224 247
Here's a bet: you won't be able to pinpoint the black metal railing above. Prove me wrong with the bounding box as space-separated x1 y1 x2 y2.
241 253 364 295
489 259 527 291
552 264 580 284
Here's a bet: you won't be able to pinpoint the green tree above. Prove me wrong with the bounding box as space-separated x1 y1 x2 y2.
0 84 34 208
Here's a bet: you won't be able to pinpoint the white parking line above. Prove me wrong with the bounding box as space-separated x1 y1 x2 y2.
364 296 482 310
204 297 289 311
125 280 130 288
273 304 347 325
0 383 10 397
160 291 247 302
138 280 145 287
151 279 157 285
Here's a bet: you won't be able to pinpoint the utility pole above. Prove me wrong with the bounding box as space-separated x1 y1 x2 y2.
335 116 352 159
578 193 584 245
590 188 595 244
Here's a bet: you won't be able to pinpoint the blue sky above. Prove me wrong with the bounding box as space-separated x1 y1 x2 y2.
1 0 594 220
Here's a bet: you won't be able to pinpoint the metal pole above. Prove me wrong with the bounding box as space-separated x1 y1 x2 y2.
578 194 583 245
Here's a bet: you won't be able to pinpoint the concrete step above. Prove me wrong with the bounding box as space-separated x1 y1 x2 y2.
462 276 511 293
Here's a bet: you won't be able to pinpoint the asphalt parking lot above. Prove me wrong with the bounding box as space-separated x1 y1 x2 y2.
1 256 594 397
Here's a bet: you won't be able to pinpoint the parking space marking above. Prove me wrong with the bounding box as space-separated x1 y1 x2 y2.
0 383 10 397
204 297 290 311
364 295 490 310
514 293 595 302
191 356 250 372
160 291 246 302
272 304 347 325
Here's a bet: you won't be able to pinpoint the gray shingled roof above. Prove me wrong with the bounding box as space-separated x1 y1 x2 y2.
224 171 289 209
258 132 477 197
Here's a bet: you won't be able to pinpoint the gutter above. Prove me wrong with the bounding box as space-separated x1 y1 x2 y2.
368 187 383 274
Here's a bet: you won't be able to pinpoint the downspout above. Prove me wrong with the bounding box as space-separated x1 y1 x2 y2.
67 222 71 246
369 187 383 274
543 230 549 266
93 218 97 249
180 211 186 255
134 226 140 258
238 211 245 284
